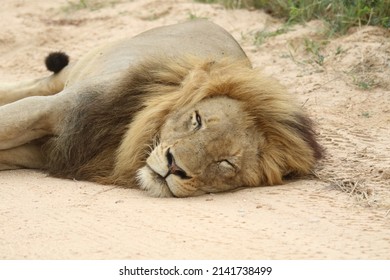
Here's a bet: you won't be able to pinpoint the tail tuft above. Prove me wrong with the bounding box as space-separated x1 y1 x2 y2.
45 52 69 73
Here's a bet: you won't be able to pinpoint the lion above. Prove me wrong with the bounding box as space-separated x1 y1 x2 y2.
0 20 323 197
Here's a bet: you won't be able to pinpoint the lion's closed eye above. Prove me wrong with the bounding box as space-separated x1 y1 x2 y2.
218 160 235 170
217 160 237 177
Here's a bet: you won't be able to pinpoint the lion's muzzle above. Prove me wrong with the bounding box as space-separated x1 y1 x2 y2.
164 148 192 180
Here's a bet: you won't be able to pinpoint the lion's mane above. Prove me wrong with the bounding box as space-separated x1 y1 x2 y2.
44 56 322 187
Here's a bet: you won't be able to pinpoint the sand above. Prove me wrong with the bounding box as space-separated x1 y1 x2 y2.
0 0 389 259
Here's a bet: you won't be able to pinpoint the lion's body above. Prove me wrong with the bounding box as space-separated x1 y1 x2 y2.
0 21 322 197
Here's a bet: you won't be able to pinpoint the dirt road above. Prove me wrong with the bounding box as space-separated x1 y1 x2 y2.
0 0 389 259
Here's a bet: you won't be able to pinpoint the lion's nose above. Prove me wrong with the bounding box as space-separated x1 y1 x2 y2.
165 148 191 180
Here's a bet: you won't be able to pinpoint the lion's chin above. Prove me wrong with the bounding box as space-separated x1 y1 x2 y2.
136 166 174 197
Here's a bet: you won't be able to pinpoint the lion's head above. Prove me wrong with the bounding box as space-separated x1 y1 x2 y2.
137 97 261 197
111 57 323 197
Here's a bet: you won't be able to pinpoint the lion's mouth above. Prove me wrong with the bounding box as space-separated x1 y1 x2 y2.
148 164 169 185
137 165 176 197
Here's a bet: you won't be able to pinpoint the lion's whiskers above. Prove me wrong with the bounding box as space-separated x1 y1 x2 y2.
144 136 160 156
152 135 160 149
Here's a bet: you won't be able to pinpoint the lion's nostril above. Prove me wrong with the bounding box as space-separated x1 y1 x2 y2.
165 149 191 180
167 148 173 167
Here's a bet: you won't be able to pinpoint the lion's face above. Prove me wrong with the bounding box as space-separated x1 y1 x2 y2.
137 96 262 197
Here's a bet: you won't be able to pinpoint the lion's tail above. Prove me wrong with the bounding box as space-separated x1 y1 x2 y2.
45 51 69 73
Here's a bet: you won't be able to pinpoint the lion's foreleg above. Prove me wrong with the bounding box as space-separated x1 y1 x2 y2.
0 143 45 170
0 70 67 106
0 96 59 150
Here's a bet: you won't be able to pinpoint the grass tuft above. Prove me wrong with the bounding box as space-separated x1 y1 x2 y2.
253 26 290 45
329 179 375 206
303 38 327 65
313 170 376 207
62 0 121 13
195 0 390 35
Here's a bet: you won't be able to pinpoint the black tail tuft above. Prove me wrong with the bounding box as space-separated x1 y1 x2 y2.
45 52 69 73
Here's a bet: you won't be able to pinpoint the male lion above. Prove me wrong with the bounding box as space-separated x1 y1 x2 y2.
0 20 322 197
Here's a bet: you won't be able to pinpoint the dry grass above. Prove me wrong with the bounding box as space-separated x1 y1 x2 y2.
328 179 374 205
312 170 376 207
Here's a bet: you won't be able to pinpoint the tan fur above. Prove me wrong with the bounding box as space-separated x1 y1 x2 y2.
0 21 322 197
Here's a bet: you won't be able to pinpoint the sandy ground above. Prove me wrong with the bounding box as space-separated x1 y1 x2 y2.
0 0 389 259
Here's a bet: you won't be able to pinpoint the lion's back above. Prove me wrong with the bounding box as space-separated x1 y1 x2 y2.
65 20 249 86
